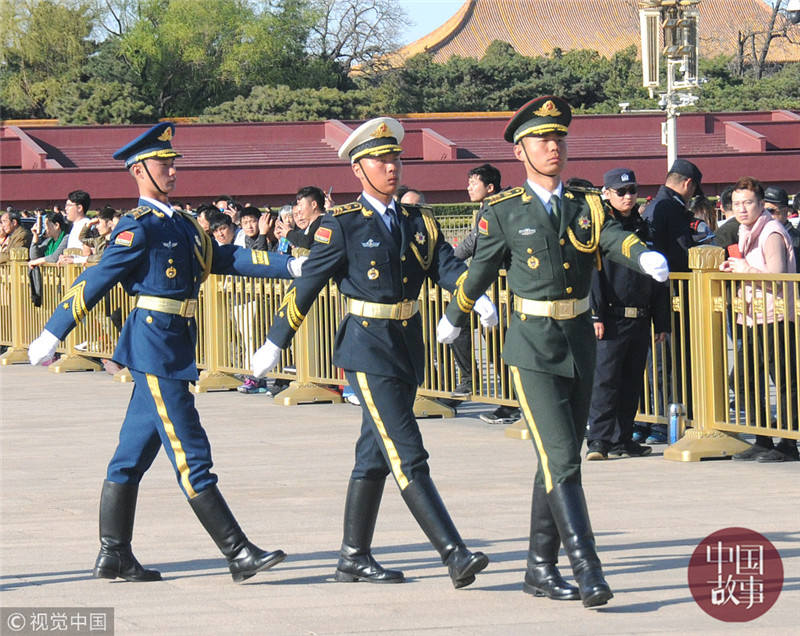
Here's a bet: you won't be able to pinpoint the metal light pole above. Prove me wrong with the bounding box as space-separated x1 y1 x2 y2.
639 0 701 170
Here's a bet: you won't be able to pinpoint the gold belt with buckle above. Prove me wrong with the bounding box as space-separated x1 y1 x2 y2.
347 298 419 320
513 296 590 320
136 295 198 318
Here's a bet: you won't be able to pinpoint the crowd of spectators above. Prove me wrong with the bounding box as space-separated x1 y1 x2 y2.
3 174 799 462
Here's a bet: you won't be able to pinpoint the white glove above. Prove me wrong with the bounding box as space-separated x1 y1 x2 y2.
473 294 499 328
436 315 461 344
251 340 282 377
28 329 59 366
288 256 307 278
639 251 669 283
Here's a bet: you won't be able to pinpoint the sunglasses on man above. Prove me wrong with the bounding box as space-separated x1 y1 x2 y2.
612 186 638 197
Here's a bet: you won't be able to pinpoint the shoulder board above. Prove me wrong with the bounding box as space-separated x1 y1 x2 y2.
400 203 431 216
330 202 364 217
485 187 525 206
565 184 602 196
125 206 152 220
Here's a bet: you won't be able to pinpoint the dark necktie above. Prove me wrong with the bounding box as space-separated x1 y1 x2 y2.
387 208 402 246
550 194 561 229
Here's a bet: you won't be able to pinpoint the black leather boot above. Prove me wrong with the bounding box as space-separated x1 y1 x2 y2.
189 486 286 583
548 482 613 607
400 475 488 589
334 478 404 583
93 480 161 582
523 481 580 600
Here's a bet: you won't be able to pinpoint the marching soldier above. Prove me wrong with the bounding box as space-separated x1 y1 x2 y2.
28 123 303 583
437 97 669 607
252 117 497 588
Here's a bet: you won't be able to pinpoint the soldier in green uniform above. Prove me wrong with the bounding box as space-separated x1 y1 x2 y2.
437 96 669 607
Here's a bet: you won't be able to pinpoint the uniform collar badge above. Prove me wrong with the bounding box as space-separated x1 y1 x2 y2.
415 232 425 244
362 238 381 248
194 235 202 247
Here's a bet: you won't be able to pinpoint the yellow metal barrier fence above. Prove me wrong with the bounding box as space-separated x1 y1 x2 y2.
3 244 798 461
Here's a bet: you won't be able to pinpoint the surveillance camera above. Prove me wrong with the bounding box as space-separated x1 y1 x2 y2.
619 102 630 113
788 0 800 24
657 96 668 110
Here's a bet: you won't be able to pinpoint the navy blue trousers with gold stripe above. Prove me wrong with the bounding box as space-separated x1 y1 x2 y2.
510 365 593 493
345 371 430 489
106 369 218 499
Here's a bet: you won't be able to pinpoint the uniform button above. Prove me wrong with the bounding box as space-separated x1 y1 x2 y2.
563 262 570 269
566 287 573 294
403 277 408 283
187 320 191 326
168 258 174 264
527 248 533 254
370 260 376 266
520 314 527 321
146 316 153 324
362 320 369 327
402 320 408 327
401 255 406 261
560 239 565 246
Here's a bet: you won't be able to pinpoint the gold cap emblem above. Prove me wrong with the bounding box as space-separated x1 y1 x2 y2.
157 127 173 142
533 100 561 118
371 122 392 138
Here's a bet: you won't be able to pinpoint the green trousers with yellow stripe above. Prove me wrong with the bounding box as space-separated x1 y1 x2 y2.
510 365 594 492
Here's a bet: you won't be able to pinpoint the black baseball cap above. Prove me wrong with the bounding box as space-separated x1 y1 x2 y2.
603 168 637 190
669 159 704 197
763 185 789 207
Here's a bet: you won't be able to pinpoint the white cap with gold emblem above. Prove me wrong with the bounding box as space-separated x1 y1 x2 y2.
338 117 404 163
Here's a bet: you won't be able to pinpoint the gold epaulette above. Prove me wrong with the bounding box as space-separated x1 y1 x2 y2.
565 184 602 196
485 186 525 206
330 202 364 217
126 206 152 220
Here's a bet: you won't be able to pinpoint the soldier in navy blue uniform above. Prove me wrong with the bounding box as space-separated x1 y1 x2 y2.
252 117 497 588
28 123 303 583
586 169 670 461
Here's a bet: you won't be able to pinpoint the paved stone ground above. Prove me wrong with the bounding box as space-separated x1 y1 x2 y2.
1 365 798 635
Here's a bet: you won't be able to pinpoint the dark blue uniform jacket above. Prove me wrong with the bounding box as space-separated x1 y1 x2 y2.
45 199 294 381
268 196 466 384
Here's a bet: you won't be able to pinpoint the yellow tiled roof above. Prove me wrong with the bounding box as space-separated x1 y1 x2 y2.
393 0 800 63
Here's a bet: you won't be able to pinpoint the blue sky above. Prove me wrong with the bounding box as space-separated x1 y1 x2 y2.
397 0 465 45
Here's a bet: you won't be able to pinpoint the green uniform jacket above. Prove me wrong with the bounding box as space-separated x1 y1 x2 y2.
444 182 650 378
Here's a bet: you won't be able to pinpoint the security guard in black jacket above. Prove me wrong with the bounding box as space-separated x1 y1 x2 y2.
586 169 670 460
437 97 670 607
254 117 497 588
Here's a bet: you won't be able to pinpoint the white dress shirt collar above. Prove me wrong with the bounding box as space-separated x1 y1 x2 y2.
527 180 564 214
140 196 174 218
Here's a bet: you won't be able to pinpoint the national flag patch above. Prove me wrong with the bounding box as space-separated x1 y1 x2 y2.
315 227 332 244
115 231 134 246
478 217 489 235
